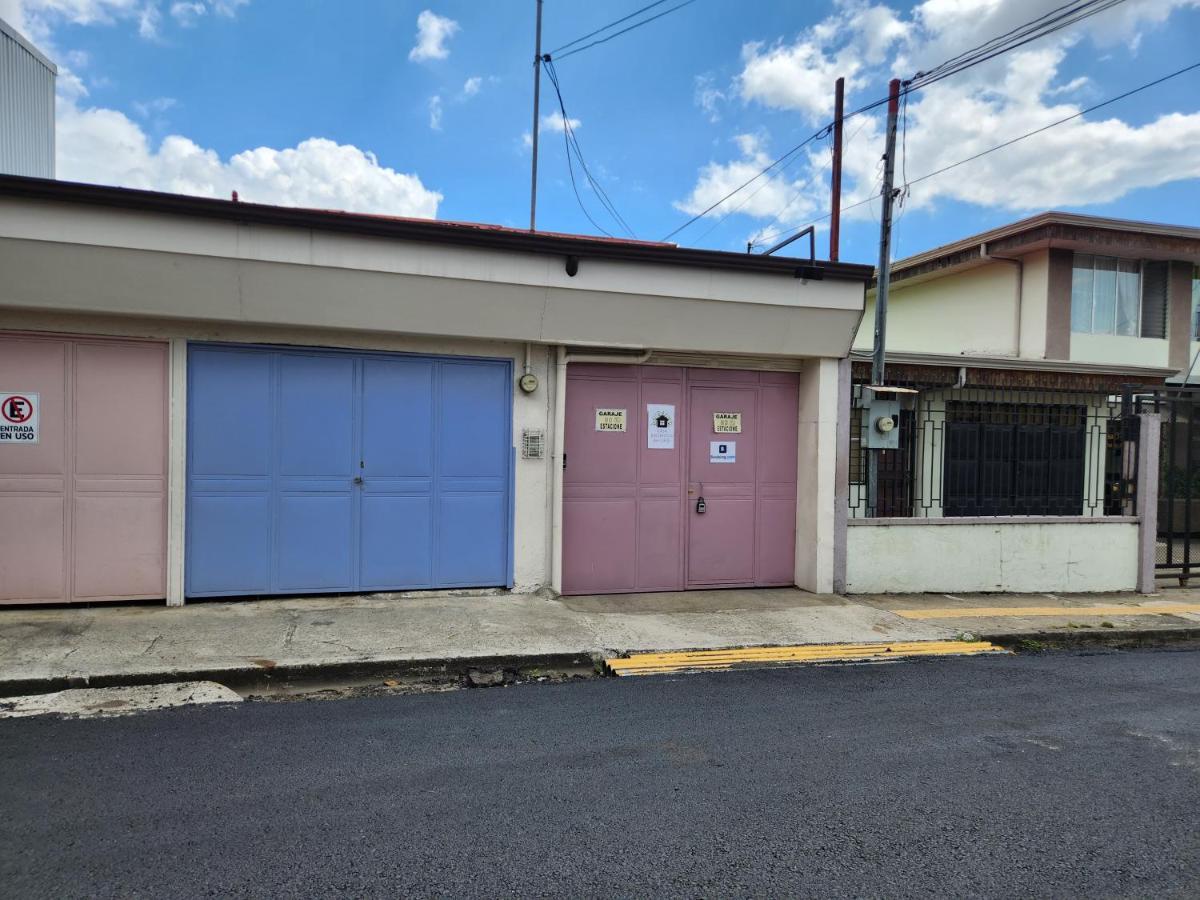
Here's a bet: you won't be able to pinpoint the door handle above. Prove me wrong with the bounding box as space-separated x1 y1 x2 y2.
353 476 364 486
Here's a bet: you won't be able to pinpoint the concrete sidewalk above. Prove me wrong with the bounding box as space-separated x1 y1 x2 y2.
3 587 1199 695
0 588 953 694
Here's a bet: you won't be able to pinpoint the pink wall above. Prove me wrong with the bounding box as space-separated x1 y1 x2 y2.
0 333 168 605
562 364 799 595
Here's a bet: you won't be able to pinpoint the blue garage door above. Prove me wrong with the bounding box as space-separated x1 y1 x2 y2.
186 345 512 597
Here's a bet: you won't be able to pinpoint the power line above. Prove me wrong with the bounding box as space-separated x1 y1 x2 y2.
661 128 828 242
755 58 1200 252
549 0 700 62
661 0 1130 243
542 59 636 238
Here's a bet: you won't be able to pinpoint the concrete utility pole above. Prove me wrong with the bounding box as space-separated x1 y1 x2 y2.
829 77 845 262
867 78 902 517
529 0 544 231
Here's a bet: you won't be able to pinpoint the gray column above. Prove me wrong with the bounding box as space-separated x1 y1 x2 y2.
1136 412 1161 595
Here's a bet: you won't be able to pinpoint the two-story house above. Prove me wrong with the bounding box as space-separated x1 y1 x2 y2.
840 212 1200 593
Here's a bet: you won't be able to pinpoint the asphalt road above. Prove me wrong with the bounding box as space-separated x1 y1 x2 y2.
3 649 1200 899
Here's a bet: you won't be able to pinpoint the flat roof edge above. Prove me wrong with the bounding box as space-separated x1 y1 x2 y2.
0 175 874 282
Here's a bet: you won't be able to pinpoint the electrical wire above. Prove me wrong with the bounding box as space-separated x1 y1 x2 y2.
661 0 1131 243
756 58 1200 252
549 0 700 62
543 59 637 238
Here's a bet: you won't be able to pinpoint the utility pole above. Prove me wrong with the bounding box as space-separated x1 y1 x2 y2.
829 77 844 262
867 78 902 517
529 0 544 231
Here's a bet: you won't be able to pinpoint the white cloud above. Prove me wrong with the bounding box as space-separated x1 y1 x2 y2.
169 1 205 26
408 9 458 62
131 95 176 117
541 111 580 133
0 0 250 42
680 0 1200 244
461 76 482 98
56 96 442 218
694 74 725 123
427 94 443 131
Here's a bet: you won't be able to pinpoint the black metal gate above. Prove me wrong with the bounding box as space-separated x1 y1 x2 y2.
1144 387 1200 584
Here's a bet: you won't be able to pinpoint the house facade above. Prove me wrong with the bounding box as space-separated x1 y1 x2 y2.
842 212 1199 594
0 175 871 607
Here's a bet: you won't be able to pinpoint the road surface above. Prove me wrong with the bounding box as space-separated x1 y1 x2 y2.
3 649 1199 897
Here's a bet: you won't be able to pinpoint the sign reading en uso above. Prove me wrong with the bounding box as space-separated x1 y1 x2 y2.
0 392 39 444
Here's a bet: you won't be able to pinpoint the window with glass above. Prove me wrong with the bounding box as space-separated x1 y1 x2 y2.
1071 254 1140 335
1070 254 1168 339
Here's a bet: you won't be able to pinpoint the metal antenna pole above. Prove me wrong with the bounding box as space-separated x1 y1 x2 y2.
529 0 544 231
867 78 901 517
829 77 844 262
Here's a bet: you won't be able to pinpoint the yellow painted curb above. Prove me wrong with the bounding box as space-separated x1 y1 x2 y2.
605 640 1006 676
894 603 1200 620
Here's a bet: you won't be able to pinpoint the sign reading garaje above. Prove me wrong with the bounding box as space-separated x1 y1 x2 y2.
595 408 627 432
0 393 39 444
713 411 742 433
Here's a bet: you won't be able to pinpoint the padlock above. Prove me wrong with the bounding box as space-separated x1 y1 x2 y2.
696 496 706 514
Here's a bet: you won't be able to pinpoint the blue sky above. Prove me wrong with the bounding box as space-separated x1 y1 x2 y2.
6 0 1200 265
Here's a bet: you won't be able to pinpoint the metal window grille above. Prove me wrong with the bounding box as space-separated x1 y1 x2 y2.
522 428 546 460
849 378 1137 519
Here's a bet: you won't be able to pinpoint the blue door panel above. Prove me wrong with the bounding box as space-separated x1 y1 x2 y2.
278 354 355 477
437 493 507 585
187 494 272 594
362 359 434 477
276 495 355 591
439 362 508 476
360 495 433 589
186 344 511 598
188 349 272 477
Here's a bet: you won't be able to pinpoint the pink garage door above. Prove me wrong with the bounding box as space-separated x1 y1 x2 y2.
562 365 798 595
0 334 168 605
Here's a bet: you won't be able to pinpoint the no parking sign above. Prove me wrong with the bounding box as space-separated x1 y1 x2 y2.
0 392 39 444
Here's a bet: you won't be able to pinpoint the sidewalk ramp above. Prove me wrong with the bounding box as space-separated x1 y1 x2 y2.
605 640 1006 676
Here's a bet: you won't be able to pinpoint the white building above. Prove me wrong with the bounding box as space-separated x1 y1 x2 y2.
0 16 55 179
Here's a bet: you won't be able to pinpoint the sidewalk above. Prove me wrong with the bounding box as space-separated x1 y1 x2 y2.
2 587 1199 695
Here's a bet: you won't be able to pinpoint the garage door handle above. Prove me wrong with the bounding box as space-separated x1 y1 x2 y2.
353 476 364 486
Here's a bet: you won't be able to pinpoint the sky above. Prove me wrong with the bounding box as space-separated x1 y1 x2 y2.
2 0 1199 265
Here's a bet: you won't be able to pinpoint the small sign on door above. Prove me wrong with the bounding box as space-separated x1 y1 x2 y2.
0 392 39 444
646 403 675 449
713 411 742 433
710 440 736 463
595 408 627 432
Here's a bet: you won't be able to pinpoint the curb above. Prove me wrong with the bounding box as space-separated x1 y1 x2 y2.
0 652 603 699
983 627 1200 652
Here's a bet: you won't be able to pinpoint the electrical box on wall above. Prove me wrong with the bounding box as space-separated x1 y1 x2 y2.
862 400 900 449
522 428 545 459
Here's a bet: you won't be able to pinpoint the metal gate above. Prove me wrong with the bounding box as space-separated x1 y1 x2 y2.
1142 387 1200 584
186 344 513 598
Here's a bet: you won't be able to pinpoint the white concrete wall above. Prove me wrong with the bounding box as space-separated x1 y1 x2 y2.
845 520 1138 593
795 357 840 593
0 198 866 360
1018 249 1049 359
853 262 1021 357
1070 332 1170 369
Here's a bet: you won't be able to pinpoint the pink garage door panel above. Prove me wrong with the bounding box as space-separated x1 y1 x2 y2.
562 365 797 596
0 333 167 605
687 385 759 586
562 365 685 594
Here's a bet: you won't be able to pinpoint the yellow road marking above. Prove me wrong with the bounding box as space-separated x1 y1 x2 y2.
894 603 1200 620
605 641 1005 676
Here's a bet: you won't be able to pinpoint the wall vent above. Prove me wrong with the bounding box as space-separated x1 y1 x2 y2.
522 428 546 460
